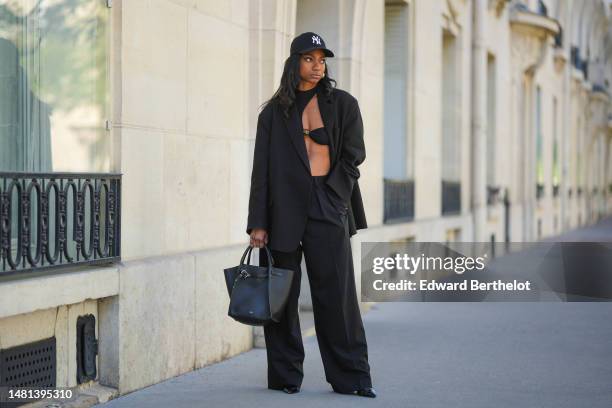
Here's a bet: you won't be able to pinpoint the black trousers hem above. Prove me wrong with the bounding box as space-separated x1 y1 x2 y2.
261 176 372 391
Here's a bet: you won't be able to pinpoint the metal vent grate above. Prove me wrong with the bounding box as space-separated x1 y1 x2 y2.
0 337 56 388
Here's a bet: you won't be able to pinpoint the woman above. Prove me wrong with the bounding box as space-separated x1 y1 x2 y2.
246 32 376 398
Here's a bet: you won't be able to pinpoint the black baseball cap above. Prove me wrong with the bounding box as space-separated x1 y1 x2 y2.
290 32 335 57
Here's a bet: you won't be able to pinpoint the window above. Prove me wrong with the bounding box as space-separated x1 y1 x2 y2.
552 96 559 196
383 1 414 222
0 0 110 172
535 86 544 199
384 1 410 180
441 29 461 214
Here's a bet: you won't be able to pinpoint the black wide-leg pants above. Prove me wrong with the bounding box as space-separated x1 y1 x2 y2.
260 175 372 392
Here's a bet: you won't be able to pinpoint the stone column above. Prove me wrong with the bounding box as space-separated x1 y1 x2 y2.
471 0 487 242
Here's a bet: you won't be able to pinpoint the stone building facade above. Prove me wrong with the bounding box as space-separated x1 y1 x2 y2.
0 0 610 400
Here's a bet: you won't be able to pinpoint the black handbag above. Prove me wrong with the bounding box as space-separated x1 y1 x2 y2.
223 245 295 326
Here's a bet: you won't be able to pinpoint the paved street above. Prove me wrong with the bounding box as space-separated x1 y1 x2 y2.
98 219 612 408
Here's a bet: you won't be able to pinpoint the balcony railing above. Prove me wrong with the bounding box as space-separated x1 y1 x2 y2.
0 172 121 277
441 181 461 215
536 183 545 200
554 25 563 48
570 46 580 68
592 83 609 95
383 178 414 223
537 0 548 16
570 46 588 78
487 185 501 206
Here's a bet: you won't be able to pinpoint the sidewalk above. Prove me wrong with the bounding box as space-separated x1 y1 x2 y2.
95 302 612 408
93 218 611 407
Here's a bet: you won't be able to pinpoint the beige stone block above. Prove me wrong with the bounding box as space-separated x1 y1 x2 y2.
194 246 252 368
173 0 232 22
122 0 187 131
118 255 196 394
0 308 56 350
361 0 385 75
121 128 165 260
187 10 247 138
0 266 119 319
229 140 252 243
55 306 69 388
259 0 290 31
415 155 442 219
359 69 384 225
330 58 352 90
255 30 287 98
230 0 249 27
162 134 231 252
98 296 119 389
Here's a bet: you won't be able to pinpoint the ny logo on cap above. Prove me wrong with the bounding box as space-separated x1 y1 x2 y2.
311 35 321 45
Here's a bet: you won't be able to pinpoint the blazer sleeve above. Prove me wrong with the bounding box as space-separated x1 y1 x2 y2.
246 109 271 235
325 98 365 204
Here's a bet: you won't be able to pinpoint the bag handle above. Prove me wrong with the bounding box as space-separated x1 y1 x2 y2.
234 245 284 322
240 245 275 267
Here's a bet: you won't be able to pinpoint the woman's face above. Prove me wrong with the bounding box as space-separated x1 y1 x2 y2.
298 49 326 86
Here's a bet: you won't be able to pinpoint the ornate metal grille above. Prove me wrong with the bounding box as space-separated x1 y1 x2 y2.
0 337 56 388
0 172 121 277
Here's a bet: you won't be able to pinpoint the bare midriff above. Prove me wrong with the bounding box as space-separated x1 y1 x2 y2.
302 95 330 176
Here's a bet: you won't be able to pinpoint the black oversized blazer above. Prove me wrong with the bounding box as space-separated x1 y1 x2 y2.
246 85 367 252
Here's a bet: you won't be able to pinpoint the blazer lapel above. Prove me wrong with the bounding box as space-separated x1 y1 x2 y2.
283 104 311 174
316 86 337 164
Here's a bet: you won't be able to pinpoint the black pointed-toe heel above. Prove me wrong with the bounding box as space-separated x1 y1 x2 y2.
282 385 300 394
356 387 377 398
332 385 377 398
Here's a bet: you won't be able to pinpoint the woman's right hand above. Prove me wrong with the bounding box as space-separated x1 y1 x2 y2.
250 228 268 248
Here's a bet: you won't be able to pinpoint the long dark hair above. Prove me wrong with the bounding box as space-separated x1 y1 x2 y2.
260 53 337 118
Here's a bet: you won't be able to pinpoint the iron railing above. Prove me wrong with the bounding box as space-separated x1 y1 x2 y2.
570 46 580 68
487 185 501 206
536 183 545 200
537 0 548 16
383 178 414 223
570 46 588 78
554 25 563 48
0 172 121 277
441 181 461 215
592 83 608 95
